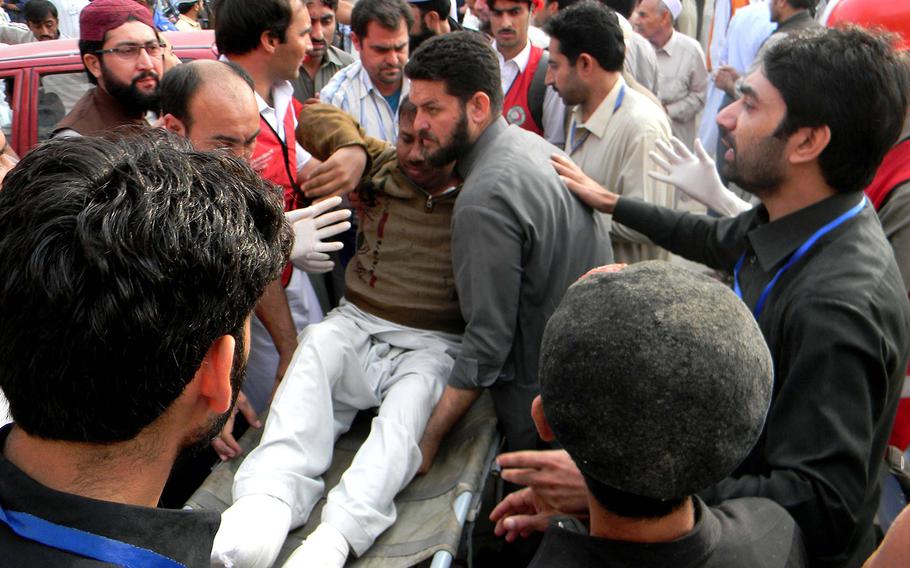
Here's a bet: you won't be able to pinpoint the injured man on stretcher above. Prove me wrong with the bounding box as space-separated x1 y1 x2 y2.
210 99 465 568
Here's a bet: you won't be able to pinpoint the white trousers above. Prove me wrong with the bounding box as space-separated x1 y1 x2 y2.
243 268 324 414
233 302 461 555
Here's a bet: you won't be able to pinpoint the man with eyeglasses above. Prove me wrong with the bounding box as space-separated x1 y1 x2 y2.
53 0 163 137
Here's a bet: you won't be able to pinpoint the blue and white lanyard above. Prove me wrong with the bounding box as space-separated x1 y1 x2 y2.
0 502 186 567
569 85 625 155
734 196 867 319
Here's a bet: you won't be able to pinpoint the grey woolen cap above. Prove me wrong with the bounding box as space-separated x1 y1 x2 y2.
539 262 773 500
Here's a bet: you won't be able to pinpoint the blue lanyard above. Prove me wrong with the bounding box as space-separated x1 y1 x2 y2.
734 196 867 319
0 503 186 568
570 85 625 155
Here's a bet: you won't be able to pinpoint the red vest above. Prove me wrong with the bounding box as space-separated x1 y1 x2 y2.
867 139 910 449
503 45 545 137
865 138 910 211
252 97 306 213
252 97 305 286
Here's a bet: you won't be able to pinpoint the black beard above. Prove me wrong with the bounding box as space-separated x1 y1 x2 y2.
425 109 471 168
101 65 160 116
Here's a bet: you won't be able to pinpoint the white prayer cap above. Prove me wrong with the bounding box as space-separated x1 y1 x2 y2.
661 0 682 19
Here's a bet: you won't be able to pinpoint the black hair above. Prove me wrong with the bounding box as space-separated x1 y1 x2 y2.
160 60 254 129
786 0 816 10
307 0 338 11
399 94 416 121
764 27 910 194
213 0 295 56
585 475 688 519
596 0 634 17
0 131 291 443
178 0 198 14
544 0 624 71
489 0 532 9
414 0 451 21
24 0 57 22
351 0 414 38
405 31 503 113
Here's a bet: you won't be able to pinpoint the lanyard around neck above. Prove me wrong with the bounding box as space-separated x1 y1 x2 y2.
734 196 867 319
0 502 186 567
569 85 625 155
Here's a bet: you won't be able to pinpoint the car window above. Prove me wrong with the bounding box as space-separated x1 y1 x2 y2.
38 71 90 142
0 77 14 149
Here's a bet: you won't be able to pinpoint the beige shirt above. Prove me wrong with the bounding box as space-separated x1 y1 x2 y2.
567 76 674 263
654 30 708 149
175 14 201 32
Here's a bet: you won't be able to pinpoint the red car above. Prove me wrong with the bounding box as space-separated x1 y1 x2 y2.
0 31 216 156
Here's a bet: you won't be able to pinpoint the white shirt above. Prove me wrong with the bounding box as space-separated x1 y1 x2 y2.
50 0 88 40
654 30 708 149
320 60 407 143
494 40 566 147
697 1 774 153
567 76 675 263
617 13 659 95
256 81 313 171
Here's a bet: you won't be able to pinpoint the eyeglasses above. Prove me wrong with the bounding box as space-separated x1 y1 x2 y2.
94 42 166 60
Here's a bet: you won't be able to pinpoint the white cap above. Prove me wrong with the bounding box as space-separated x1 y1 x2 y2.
662 0 682 19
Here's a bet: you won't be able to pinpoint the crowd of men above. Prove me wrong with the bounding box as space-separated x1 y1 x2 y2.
0 0 909 567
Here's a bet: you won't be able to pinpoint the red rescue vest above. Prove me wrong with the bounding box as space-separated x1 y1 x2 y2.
252 97 305 286
866 138 910 449
503 45 545 137
252 97 306 213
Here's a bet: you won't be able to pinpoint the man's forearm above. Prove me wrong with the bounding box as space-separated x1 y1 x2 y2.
423 385 482 446
254 279 298 378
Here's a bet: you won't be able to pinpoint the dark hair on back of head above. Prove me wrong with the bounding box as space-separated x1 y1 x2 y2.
489 0 532 10
405 31 503 113
764 27 910 194
0 130 292 443
213 0 295 56
544 0 624 71
786 0 816 10
351 0 414 38
414 0 450 21
24 0 57 22
597 0 634 17
160 61 254 129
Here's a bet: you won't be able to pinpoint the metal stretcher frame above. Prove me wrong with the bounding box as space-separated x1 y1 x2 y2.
185 393 500 567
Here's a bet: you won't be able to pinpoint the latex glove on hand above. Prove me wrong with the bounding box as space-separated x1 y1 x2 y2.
210 494 293 568
286 196 352 274
647 137 751 218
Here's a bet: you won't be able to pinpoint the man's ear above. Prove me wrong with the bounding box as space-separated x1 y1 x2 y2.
161 113 188 137
531 395 556 442
424 10 440 30
788 124 831 165
260 29 279 54
467 90 492 124
352 31 363 53
576 53 595 77
83 53 102 82
195 334 235 415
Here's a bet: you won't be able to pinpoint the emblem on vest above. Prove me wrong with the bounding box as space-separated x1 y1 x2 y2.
506 105 526 126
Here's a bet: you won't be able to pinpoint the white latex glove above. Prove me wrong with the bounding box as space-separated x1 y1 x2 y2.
286 196 352 274
282 523 350 568
210 494 293 568
647 137 752 217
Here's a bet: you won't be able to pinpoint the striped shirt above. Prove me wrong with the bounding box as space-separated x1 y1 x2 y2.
319 61 407 143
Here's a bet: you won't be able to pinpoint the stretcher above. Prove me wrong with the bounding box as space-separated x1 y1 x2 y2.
185 393 500 567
